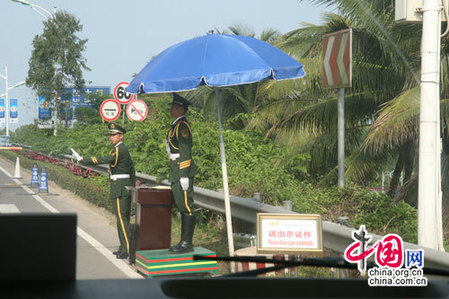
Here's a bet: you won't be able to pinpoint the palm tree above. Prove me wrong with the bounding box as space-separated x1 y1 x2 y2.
249 0 425 194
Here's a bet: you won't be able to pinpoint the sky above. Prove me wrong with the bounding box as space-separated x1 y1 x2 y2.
0 0 331 131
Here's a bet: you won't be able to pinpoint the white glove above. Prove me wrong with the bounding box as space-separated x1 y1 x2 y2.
71 148 82 162
180 177 189 191
165 139 170 155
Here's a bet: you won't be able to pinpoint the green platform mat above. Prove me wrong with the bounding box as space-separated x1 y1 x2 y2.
135 247 218 278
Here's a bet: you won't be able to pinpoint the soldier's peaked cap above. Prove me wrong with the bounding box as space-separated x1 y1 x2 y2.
171 93 191 108
108 123 126 135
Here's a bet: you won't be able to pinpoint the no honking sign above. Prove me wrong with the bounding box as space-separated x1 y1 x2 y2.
126 100 148 121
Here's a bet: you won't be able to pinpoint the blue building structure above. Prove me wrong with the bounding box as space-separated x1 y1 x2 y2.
38 86 110 126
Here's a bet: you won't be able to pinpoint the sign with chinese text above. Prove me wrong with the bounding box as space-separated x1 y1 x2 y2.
100 99 121 121
9 99 18 123
256 213 323 254
0 99 4 123
70 86 110 108
38 86 110 120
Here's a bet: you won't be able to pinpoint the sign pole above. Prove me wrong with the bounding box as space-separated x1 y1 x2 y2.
337 88 345 187
113 82 133 125
322 29 352 188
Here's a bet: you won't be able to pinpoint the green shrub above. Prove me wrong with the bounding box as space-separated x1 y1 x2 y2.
353 193 417 243
10 95 310 209
9 94 419 244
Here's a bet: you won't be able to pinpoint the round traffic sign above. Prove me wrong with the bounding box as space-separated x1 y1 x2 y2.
126 100 148 122
114 82 134 104
100 99 121 121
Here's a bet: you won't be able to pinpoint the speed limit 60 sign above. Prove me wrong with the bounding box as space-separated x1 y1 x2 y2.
114 82 134 104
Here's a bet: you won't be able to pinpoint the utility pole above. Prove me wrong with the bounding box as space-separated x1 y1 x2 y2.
418 0 444 250
395 0 445 251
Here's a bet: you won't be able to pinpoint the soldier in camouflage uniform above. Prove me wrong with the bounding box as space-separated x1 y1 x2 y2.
71 123 136 259
167 93 197 254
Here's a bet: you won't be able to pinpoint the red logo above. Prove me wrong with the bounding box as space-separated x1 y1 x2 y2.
344 226 404 275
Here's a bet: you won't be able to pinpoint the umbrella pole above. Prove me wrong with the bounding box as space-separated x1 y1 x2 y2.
215 87 235 257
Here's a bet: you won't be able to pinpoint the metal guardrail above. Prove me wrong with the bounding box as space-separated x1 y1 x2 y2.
11 143 31 150
21 152 447 270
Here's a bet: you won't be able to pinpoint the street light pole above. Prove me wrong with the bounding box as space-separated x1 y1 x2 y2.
11 0 55 134
11 0 53 19
1 67 8 136
0 67 25 136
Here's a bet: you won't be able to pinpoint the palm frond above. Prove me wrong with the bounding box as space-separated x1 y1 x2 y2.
361 87 419 155
319 146 389 186
225 23 256 37
260 28 282 44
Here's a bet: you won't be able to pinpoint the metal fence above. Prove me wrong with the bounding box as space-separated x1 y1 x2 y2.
0 150 423 270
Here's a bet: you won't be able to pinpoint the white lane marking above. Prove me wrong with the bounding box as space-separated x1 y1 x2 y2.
0 164 142 279
0 204 20 213
77 227 142 278
0 166 12 177
32 193 59 213
21 184 35 194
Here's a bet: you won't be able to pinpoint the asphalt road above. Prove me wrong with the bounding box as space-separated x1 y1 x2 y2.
0 155 143 280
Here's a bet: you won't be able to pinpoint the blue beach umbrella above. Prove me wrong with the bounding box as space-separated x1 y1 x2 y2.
126 33 305 256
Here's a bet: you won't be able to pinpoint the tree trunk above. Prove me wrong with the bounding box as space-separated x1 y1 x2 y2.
387 152 404 198
53 95 60 136
403 140 415 182
388 141 414 199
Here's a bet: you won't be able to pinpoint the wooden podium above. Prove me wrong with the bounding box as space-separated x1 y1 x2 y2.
129 186 173 263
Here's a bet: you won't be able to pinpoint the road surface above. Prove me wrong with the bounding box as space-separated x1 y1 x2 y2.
0 155 142 279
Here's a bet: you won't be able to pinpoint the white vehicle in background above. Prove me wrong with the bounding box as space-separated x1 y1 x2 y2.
0 135 11 147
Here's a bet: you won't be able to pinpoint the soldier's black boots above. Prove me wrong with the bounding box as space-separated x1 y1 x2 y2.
116 252 128 259
169 214 195 254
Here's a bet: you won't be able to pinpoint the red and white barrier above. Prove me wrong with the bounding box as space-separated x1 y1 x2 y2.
232 247 287 276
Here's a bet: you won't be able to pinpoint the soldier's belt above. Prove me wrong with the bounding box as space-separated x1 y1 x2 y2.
110 174 130 181
169 153 180 160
